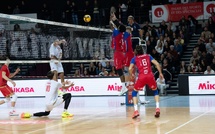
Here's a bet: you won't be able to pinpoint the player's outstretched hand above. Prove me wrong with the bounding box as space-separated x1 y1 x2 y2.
11 81 16 87
159 73 164 80
15 68 20 73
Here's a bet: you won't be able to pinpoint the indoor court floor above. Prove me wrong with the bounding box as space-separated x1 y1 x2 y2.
0 95 214 134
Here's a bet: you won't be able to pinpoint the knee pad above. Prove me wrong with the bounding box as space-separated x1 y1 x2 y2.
11 94 17 102
116 69 123 77
132 90 138 97
4 98 10 103
153 89 159 96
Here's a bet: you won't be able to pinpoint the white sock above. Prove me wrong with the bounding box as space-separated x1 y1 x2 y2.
134 104 138 111
64 109 67 112
156 102 159 108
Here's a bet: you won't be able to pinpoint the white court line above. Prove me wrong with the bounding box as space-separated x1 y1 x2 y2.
25 106 125 134
165 108 215 134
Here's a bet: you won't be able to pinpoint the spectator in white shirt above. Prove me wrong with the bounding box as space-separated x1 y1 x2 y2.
204 66 215 74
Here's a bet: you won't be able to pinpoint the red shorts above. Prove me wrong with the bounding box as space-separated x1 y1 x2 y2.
134 74 157 91
114 51 125 70
124 52 134 67
0 85 14 97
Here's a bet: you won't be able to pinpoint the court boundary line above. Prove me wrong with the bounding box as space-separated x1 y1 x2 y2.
165 108 215 134
25 96 176 134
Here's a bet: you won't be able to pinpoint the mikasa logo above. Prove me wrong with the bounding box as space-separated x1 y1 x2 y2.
198 81 215 90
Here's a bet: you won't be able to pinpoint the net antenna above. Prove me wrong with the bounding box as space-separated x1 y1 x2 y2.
0 13 114 64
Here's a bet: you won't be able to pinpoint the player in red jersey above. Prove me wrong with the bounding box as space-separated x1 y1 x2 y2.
129 46 164 119
0 58 20 116
123 26 134 87
110 13 128 95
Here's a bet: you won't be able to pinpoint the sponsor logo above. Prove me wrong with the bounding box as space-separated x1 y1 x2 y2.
206 3 215 14
154 7 164 18
11 87 35 93
60 86 85 92
198 81 215 90
107 83 122 91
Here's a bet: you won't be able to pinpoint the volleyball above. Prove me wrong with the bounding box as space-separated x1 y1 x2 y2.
83 14 91 23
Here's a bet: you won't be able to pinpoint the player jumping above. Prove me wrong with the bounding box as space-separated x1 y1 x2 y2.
0 58 20 116
129 46 164 119
21 70 74 118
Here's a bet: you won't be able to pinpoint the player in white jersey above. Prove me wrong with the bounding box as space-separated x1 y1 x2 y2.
49 39 67 83
21 71 74 118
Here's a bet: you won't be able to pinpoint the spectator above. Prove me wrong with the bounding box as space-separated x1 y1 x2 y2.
206 38 215 54
199 59 207 72
160 20 168 32
154 64 172 83
169 21 176 33
208 17 215 34
109 66 117 76
180 61 188 74
99 67 108 76
74 69 80 77
190 59 199 73
83 68 89 77
179 15 187 29
148 26 157 38
145 32 150 41
210 33 215 42
187 15 198 35
174 39 183 57
204 66 215 74
165 25 173 38
93 0 101 27
13 5 20 14
96 63 103 75
88 62 96 75
172 32 177 41
201 27 211 42
105 62 112 74
142 21 151 33
210 58 215 71
79 63 85 75
157 27 164 38
197 39 206 53
189 50 200 65
127 15 142 51
151 49 160 61
71 1 78 25
146 40 153 54
155 40 164 54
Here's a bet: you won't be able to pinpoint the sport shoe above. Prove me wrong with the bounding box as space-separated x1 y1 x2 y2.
21 112 32 118
62 111 74 118
154 108 160 118
9 110 19 116
119 87 128 96
132 110 139 119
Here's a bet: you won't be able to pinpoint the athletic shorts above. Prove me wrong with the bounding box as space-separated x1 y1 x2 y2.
45 97 64 111
0 85 14 97
114 51 125 70
50 60 64 73
134 74 157 91
124 52 134 67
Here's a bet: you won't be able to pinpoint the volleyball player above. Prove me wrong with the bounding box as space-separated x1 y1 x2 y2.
0 58 20 116
49 39 66 83
110 13 128 95
129 46 164 119
21 70 74 118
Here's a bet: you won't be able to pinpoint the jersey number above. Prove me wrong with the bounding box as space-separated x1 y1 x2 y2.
46 85 50 92
142 59 147 66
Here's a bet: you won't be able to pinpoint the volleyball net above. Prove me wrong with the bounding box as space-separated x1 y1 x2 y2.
0 13 113 62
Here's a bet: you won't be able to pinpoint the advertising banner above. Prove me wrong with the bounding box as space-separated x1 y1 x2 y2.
152 2 207 23
1 78 145 97
189 76 215 94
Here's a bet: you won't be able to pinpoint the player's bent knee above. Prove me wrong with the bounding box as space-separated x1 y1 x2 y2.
4 97 10 103
11 94 17 102
116 69 123 77
153 89 159 96
132 90 138 97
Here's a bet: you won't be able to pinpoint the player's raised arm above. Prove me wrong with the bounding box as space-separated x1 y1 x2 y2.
9 68 20 78
151 58 164 80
